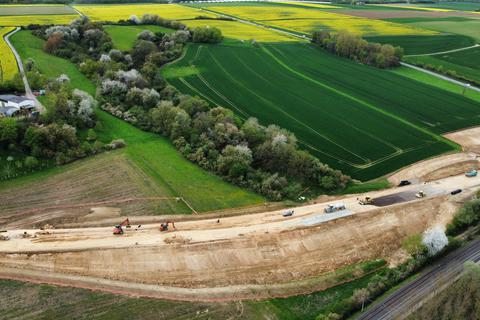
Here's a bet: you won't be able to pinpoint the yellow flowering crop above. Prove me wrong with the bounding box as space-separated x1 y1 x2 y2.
184 19 300 42
0 27 18 82
0 14 79 26
207 5 437 36
74 4 216 22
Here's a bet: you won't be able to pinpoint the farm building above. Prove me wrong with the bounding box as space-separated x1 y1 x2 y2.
0 94 35 117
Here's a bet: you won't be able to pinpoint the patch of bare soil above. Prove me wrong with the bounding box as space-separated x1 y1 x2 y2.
389 152 478 185
445 127 480 153
0 152 183 229
0 193 462 301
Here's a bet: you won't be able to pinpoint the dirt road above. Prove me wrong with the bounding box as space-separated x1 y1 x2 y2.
0 171 478 301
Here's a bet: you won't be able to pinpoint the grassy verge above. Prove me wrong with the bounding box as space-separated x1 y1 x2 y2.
340 179 391 195
391 66 480 103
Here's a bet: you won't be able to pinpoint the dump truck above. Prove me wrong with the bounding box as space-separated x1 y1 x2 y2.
465 169 477 177
358 197 374 205
324 203 346 213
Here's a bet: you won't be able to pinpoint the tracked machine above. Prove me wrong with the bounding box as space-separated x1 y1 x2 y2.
113 218 131 235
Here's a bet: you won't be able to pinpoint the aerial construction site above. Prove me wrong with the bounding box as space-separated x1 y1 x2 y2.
1 127 480 303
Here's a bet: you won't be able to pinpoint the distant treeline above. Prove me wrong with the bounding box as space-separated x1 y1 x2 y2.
312 30 403 69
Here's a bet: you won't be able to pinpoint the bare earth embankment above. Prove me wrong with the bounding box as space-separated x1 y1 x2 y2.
1 127 480 302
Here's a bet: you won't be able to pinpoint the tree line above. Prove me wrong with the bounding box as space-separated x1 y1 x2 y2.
312 30 404 68
38 15 349 200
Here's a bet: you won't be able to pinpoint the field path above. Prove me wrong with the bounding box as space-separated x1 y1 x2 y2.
401 62 480 93
405 43 480 57
4 27 45 113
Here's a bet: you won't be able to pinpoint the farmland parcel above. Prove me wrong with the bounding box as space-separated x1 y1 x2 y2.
74 4 215 22
198 3 437 36
0 27 17 82
164 42 480 180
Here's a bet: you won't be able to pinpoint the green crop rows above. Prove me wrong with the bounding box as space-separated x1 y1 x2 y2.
365 34 474 55
164 42 480 180
404 46 480 84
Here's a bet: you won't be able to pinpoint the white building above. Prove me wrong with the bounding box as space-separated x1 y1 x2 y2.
0 95 36 117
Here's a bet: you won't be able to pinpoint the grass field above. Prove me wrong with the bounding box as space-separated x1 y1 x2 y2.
0 4 76 16
404 46 480 84
400 2 480 12
10 30 95 94
9 30 263 212
74 4 216 22
199 3 437 36
0 27 17 82
164 42 480 180
365 34 475 55
104 25 174 50
388 17 480 42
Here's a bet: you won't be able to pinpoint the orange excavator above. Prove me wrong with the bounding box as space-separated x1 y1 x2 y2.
159 221 176 232
113 218 131 235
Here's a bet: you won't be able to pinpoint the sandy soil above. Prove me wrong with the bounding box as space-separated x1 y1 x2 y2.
445 127 480 153
0 172 478 301
388 152 478 185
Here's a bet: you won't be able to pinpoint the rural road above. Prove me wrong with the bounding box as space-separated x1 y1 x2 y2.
400 62 480 93
4 27 45 113
356 238 480 320
404 44 480 57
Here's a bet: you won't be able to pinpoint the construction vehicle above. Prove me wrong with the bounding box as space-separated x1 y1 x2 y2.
282 210 294 217
398 180 411 187
451 189 462 195
415 191 426 198
324 203 346 213
358 197 374 205
113 218 131 235
465 169 478 177
160 221 176 232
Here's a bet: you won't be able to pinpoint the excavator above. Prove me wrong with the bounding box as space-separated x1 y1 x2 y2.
159 221 176 232
113 218 131 235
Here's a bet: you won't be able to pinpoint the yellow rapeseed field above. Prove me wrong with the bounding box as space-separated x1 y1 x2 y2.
184 19 299 42
0 14 79 26
207 5 437 36
74 4 216 22
0 27 18 82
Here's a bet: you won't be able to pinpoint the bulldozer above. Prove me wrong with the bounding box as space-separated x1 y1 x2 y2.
160 221 176 232
358 197 374 205
113 218 131 235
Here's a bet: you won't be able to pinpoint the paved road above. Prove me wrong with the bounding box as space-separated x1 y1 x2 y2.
400 62 480 93
4 27 45 113
356 238 480 320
